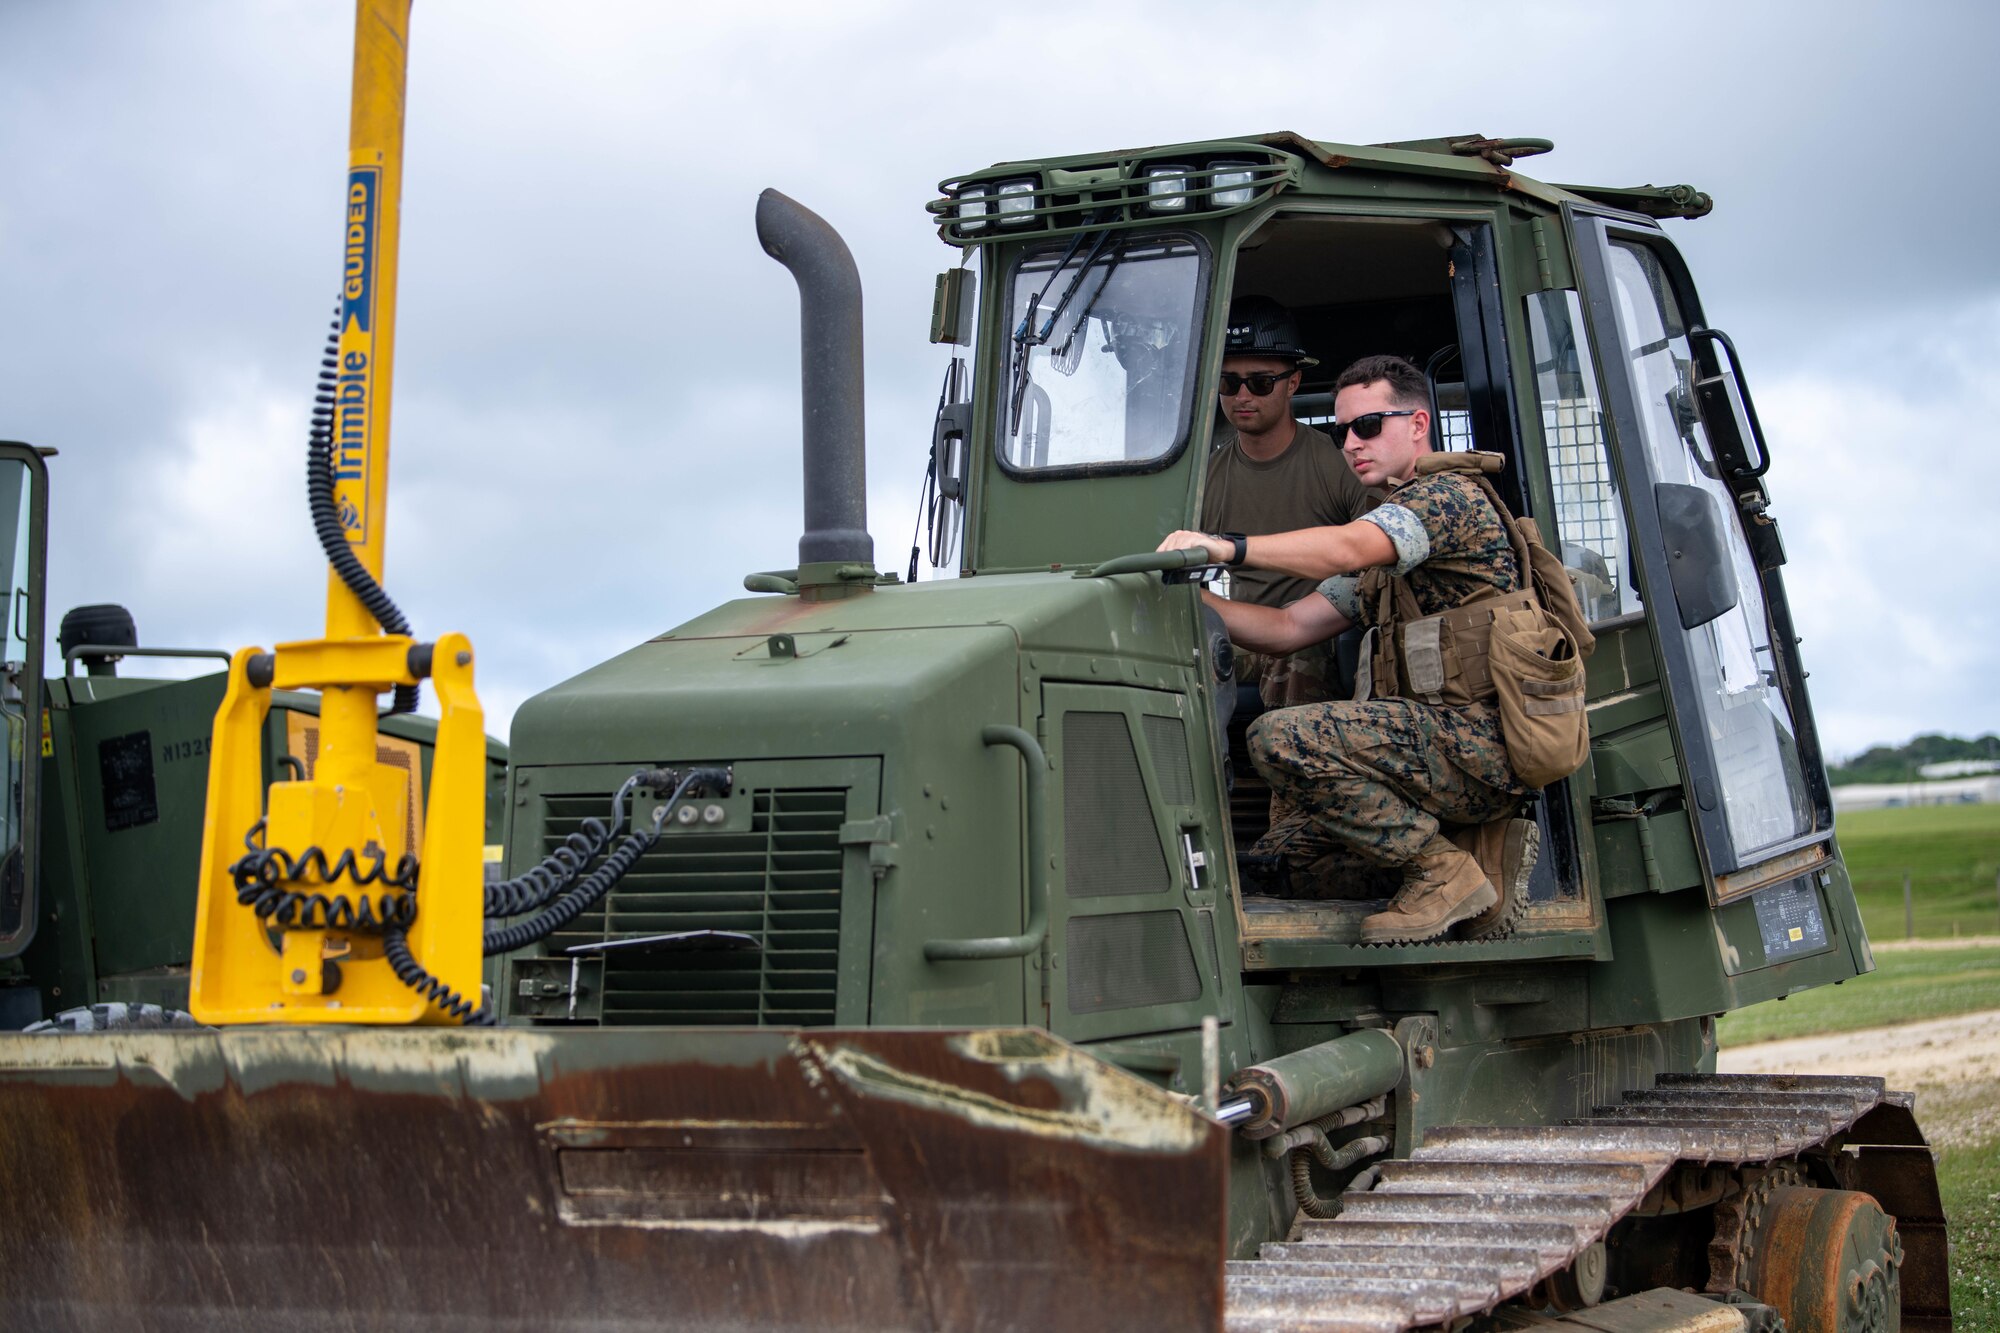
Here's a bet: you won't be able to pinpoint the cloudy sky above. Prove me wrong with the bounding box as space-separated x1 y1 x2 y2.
4 1 1996 758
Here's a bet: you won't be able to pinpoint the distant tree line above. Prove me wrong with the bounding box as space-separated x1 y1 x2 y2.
1828 733 2000 786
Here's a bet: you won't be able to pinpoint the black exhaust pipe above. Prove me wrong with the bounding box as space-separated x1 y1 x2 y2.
756 189 873 569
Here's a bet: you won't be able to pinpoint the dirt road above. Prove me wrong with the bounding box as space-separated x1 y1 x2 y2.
1719 1007 2000 1147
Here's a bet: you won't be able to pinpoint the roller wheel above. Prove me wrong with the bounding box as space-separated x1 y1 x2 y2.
1740 1186 1902 1333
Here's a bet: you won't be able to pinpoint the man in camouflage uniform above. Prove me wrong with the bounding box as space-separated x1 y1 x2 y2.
1159 354 1527 944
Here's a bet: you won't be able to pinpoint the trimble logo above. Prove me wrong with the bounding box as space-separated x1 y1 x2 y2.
334 166 381 538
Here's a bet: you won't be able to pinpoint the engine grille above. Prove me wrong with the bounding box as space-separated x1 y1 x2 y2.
540 787 846 1026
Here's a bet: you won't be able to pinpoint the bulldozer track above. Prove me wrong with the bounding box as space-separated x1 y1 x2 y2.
1224 1072 1941 1332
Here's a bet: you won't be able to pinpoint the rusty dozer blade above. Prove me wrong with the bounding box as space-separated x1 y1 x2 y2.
0 1026 1228 1331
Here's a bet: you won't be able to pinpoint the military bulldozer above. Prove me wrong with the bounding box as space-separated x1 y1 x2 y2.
0 12 1948 1329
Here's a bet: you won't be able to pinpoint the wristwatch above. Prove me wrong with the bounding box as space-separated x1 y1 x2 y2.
1211 533 1248 567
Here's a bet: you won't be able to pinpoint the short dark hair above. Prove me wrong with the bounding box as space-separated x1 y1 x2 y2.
1333 354 1429 410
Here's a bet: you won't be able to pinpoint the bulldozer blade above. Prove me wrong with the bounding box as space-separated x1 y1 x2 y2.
0 1026 1228 1331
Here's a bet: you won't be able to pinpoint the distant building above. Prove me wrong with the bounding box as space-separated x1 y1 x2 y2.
1916 759 2000 779
1833 776 2000 812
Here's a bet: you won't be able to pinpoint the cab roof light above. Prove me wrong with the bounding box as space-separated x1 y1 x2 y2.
1208 160 1258 208
1144 164 1193 212
995 179 1037 226
957 184 990 233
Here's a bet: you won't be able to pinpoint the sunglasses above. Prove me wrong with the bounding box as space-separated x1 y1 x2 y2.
1330 409 1417 445
1216 370 1296 397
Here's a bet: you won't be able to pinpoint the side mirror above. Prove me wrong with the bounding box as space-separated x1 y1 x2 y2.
918 359 971 576
1655 482 1740 630
934 401 971 502
929 269 975 346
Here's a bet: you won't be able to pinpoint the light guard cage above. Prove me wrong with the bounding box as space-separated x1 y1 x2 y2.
929 145 1301 246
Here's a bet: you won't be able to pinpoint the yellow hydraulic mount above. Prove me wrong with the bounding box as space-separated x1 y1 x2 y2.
190 0 486 1025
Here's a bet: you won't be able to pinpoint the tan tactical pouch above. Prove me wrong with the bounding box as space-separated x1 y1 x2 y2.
1487 603 1587 786
1362 586 1537 707
1461 465 1594 787
1361 452 1597 788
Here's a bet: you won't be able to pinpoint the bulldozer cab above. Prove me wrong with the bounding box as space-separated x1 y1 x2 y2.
928 134 1838 963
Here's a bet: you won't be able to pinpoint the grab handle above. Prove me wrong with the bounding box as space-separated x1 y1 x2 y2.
924 725 1050 962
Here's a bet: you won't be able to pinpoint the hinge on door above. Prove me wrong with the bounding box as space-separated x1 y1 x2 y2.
1528 216 1573 291
838 815 898 880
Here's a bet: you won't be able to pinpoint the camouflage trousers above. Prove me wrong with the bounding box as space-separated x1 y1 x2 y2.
1245 697 1528 899
1236 641 1338 711
1236 641 1341 833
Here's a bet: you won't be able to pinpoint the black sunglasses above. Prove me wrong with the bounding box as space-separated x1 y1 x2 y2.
1330 409 1417 445
1216 369 1296 397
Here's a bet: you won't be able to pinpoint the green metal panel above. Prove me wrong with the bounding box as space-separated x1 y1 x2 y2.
60 674 226 979
1043 683 1220 1043
19 689 94 1015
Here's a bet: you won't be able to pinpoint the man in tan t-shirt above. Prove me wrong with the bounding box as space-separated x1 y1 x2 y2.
1201 296 1372 707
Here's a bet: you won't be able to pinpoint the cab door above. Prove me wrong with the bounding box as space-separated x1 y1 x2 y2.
1568 212 1833 896
0 442 47 959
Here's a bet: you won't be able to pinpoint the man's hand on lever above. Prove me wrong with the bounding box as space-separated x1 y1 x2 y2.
1158 524 1395 582
1157 530 1234 564
1155 530 1353 657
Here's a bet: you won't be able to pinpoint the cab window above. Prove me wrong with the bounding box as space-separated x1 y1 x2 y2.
998 236 1205 473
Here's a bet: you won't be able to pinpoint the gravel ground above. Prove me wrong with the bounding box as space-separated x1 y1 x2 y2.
1718 1006 2000 1147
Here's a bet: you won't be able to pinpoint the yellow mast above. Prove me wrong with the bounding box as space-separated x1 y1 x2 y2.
321 0 411 782
189 0 487 1025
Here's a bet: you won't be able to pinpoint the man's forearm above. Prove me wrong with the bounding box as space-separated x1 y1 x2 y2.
1242 524 1386 581
1203 592 1324 655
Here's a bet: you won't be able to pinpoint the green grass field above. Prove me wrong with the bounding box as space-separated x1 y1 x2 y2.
1837 801 2000 940
1715 944 2000 1045
1942 1136 2000 1329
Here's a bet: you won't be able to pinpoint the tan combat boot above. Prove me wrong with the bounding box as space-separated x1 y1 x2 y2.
1359 838 1498 945
1450 816 1541 939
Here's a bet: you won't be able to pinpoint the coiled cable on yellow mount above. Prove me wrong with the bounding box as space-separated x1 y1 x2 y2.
380 922 485 1023
230 819 419 929
232 769 723 1024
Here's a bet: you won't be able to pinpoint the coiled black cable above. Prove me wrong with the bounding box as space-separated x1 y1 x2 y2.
231 818 419 930
307 306 420 716
382 922 491 1025
482 814 666 956
482 774 644 918
483 820 608 917
480 774 693 956
233 770 711 1022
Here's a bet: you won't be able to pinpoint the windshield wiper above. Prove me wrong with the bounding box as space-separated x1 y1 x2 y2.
1008 224 1118 437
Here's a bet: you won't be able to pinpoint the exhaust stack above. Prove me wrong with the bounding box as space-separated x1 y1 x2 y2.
756 189 873 570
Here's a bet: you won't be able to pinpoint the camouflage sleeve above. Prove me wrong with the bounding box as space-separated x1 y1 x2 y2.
1379 474 1500 565
1315 574 1361 621
1356 503 1430 575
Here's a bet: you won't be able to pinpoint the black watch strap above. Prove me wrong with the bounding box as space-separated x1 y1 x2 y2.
1218 533 1248 567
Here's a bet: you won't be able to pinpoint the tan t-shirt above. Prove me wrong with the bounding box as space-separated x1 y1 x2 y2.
1201 419 1373 608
